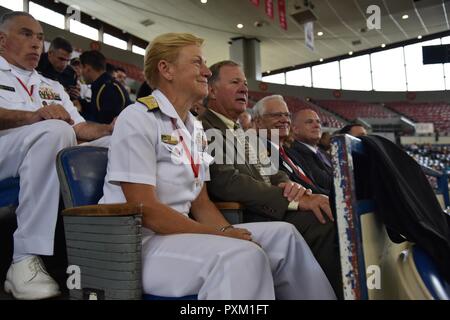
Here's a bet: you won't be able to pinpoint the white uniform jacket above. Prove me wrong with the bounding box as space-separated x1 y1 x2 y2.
100 89 212 233
0 56 84 128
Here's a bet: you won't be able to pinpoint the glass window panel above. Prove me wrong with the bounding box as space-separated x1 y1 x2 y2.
340 55 372 91
132 45 146 56
286 68 311 87
441 36 450 44
262 73 286 85
29 2 64 29
103 33 127 50
312 61 340 89
371 47 406 91
0 0 23 11
69 20 98 41
404 39 444 91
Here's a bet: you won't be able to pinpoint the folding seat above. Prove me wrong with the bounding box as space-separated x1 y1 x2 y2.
0 177 19 209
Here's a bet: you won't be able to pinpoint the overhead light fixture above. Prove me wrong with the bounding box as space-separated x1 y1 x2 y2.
237 23 244 29
201 0 208 3
381 43 386 48
402 14 409 19
319 58 323 62
349 51 353 55
317 31 323 36
417 35 422 39
267 70 271 74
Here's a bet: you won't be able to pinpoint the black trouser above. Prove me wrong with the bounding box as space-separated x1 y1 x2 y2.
283 211 343 300
245 210 343 300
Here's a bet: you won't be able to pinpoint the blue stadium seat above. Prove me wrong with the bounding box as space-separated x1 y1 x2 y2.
57 146 108 208
412 246 450 300
0 177 19 279
0 177 19 208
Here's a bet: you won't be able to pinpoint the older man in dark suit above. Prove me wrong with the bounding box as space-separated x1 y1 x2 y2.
199 60 342 298
253 94 330 196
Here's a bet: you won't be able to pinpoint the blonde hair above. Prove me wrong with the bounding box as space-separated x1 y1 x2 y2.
144 33 204 88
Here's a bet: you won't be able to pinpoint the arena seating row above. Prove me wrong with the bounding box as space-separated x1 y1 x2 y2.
387 102 450 134
315 100 398 121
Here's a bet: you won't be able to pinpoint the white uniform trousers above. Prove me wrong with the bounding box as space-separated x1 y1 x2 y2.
79 135 111 148
0 120 77 256
141 221 336 300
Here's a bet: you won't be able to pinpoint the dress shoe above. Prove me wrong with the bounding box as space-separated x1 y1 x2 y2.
4 256 61 300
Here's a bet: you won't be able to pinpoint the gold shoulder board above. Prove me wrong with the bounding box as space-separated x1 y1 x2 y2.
137 96 159 111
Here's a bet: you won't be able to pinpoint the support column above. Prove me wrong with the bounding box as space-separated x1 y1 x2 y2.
127 38 133 51
229 37 261 81
23 0 29 13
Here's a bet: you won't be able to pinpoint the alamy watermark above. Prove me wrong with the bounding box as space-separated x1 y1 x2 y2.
66 5 81 23
168 128 280 176
66 264 81 290
366 5 381 30
366 265 381 290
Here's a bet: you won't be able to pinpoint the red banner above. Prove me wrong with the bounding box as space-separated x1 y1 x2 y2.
265 0 274 19
278 0 287 30
250 0 260 6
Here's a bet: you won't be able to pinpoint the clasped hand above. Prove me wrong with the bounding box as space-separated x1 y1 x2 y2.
34 104 74 125
278 181 312 202
222 227 261 247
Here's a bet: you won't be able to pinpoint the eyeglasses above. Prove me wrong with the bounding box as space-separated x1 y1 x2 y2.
262 112 292 119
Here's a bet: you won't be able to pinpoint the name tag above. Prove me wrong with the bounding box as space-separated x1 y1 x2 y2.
161 134 179 145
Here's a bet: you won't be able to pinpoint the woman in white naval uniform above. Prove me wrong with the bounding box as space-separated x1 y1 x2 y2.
99 33 336 300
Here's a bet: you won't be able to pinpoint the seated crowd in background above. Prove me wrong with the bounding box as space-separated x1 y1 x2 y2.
405 143 450 173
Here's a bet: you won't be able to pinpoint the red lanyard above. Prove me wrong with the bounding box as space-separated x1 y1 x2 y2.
170 118 200 179
279 147 314 186
16 77 34 100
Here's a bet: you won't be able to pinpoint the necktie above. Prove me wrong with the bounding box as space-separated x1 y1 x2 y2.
279 146 315 186
234 124 271 185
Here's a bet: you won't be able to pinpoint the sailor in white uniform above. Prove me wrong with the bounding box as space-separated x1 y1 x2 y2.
99 32 336 300
0 11 114 299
